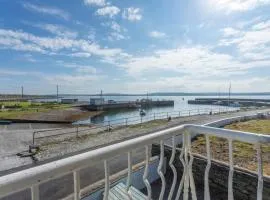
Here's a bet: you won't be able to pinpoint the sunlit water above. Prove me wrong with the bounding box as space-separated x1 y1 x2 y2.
71 95 269 125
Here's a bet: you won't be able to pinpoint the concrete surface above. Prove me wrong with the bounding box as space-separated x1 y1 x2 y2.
1 108 270 200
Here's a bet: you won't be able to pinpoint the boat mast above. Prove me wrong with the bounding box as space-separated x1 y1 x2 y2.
228 82 231 106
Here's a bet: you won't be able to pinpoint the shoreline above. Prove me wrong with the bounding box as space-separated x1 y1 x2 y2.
0 107 104 123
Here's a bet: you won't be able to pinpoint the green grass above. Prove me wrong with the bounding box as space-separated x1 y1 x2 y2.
129 119 168 129
0 101 71 119
192 119 270 175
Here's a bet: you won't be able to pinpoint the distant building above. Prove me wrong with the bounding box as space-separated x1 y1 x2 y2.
90 98 105 105
61 98 78 104
108 100 116 104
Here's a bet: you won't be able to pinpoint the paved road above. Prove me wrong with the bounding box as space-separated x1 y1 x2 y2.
1 108 270 200
0 123 71 172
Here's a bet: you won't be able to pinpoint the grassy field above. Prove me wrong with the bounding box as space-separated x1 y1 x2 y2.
0 101 71 119
192 119 270 175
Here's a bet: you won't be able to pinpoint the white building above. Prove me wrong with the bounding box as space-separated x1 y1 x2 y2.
90 98 105 105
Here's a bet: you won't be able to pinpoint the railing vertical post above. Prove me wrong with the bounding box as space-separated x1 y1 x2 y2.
154 113 155 120
183 132 190 200
167 112 168 119
204 135 211 200
158 140 166 200
176 135 186 199
103 160 110 200
256 143 263 200
168 136 177 200
228 139 234 200
179 111 181 117
141 116 142 124
126 151 132 199
73 170 80 200
31 185 39 200
125 118 128 127
143 145 152 199
76 126 79 138
189 110 191 116
187 133 197 200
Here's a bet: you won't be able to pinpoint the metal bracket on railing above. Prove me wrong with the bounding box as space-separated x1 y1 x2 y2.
32 131 36 145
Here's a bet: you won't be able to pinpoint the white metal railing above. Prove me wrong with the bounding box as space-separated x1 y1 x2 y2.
1 123 270 200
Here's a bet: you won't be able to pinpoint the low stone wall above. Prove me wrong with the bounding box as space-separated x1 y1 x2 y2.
152 144 270 200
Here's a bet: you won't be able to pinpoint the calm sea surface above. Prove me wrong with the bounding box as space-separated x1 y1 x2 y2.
68 95 270 125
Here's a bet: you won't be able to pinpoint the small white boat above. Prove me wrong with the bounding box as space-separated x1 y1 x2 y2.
140 109 146 116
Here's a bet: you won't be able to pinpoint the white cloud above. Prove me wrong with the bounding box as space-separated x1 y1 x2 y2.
102 21 126 33
124 76 270 93
84 0 106 6
236 17 262 29
96 6 120 18
198 23 205 29
110 21 122 32
58 62 97 74
108 32 127 41
221 27 241 37
71 52 92 58
118 46 270 77
18 54 37 63
0 69 42 77
122 7 142 21
149 31 167 38
0 28 124 59
76 66 97 74
27 23 78 38
219 21 270 60
46 74 101 86
210 0 270 13
210 0 270 12
252 20 270 30
102 21 128 41
22 3 70 20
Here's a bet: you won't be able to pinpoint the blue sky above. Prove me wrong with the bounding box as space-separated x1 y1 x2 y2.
0 0 270 94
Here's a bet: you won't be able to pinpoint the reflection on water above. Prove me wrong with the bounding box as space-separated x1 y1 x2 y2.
75 95 242 125
90 114 105 124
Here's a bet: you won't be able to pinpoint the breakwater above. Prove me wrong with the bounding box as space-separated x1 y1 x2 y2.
81 100 174 111
188 98 270 107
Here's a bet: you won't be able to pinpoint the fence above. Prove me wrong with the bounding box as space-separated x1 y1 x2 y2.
1 119 270 200
32 107 238 145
